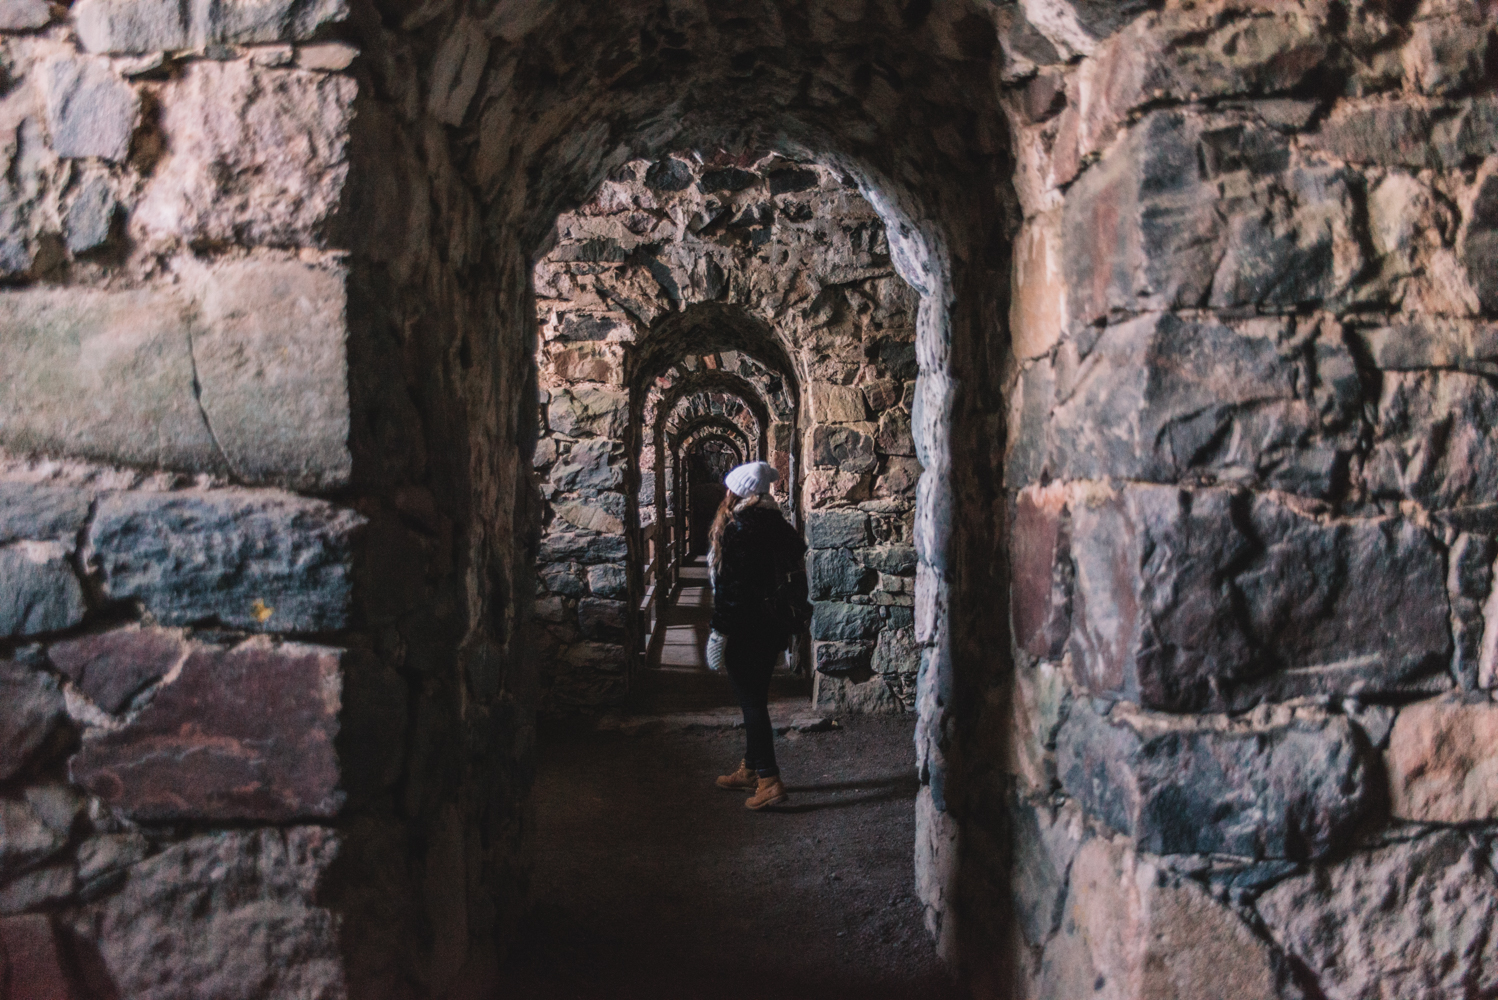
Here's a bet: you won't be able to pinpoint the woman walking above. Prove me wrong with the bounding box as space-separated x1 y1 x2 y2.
706 461 810 810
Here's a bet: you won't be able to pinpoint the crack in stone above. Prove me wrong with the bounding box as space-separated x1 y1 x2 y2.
183 325 241 483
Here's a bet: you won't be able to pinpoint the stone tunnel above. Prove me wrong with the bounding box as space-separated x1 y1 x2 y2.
1 0 1497 996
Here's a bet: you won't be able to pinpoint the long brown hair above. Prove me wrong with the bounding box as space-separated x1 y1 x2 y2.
708 490 743 577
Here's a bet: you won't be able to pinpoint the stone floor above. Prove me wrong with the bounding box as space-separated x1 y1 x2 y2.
495 562 958 999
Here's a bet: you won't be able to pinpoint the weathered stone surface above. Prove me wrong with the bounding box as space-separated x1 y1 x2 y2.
810 382 867 423
585 563 626 598
1020 0 1154 56
808 547 872 598
1368 371 1498 509
1303 96 1498 171
863 544 916 576
1259 831 1498 1000
75 0 348 52
0 0 49 30
806 509 868 548
550 438 621 491
1069 485 1451 712
0 485 90 546
553 499 624 535
814 640 873 676
811 601 882 641
1386 698 1498 823
132 62 356 247
186 258 352 492
1008 800 1079 948
547 386 628 438
0 914 75 1000
871 627 918 676
40 56 139 163
47 626 187 715
0 542 86 638
75 827 344 1000
1065 110 1362 325
70 640 343 821
0 798 65 879
1403 16 1492 95
90 489 362 632
576 598 625 640
63 173 116 254
1041 314 1358 493
1056 703 1371 859
1462 173 1498 315
811 425 877 474
1011 484 1069 659
538 530 627 565
0 657 64 783
1039 835 1302 1000
0 286 225 476
813 671 901 713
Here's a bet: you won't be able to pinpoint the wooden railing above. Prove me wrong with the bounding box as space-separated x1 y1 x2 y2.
638 521 679 660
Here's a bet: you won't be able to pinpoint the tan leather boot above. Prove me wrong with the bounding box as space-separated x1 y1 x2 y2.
716 760 758 790
745 775 788 810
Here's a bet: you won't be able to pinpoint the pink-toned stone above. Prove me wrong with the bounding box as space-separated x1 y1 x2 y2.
1387 698 1498 823
131 61 356 248
1011 483 1069 659
47 625 187 715
69 640 343 821
0 914 75 1000
1010 211 1067 361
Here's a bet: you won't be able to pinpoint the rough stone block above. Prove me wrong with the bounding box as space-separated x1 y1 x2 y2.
585 563 627 598
1069 485 1451 712
0 798 65 879
550 438 622 491
0 485 90 546
808 547 873 598
0 285 224 476
1387 698 1498 823
577 598 626 640
1056 703 1372 859
811 601 882 641
875 409 914 456
1403 16 1492 94
548 385 628 438
70 640 344 821
1044 314 1357 493
813 671 900 713
90 489 362 632
75 0 347 52
1303 95 1498 171
1462 173 1498 314
1011 484 1069 660
0 0 50 30
0 914 75 1000
811 425 877 474
809 382 867 423
871 627 919 675
0 656 64 783
1064 110 1362 325
806 509 868 548
1010 211 1067 360
185 257 352 492
1039 835 1301 1000
0 542 85 638
132 61 355 247
63 173 116 254
75 827 344 999
47 626 187 715
1368 370 1498 509
538 530 627 565
1258 831 1498 1000
40 56 139 163
813 640 873 676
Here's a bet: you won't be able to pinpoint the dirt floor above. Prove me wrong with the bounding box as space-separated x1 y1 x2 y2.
497 715 963 1000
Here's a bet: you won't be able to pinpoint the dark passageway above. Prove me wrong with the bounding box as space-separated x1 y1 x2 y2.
501 718 958 1000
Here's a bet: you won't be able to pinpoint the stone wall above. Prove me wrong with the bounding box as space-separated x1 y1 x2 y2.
532 153 924 713
999 1 1498 997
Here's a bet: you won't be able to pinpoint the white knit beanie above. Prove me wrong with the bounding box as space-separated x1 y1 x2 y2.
724 461 779 497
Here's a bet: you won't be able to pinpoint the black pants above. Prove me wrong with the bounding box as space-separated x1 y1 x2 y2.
723 631 784 777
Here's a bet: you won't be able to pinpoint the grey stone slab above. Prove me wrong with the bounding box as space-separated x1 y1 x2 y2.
0 285 227 478
807 509 868 549
808 547 873 598
0 483 92 543
1057 703 1372 860
90 489 363 632
0 542 86 638
64 174 116 254
811 601 882 641
40 55 140 162
0 0 50 30
1069 485 1451 712
75 0 348 52
0 654 65 782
